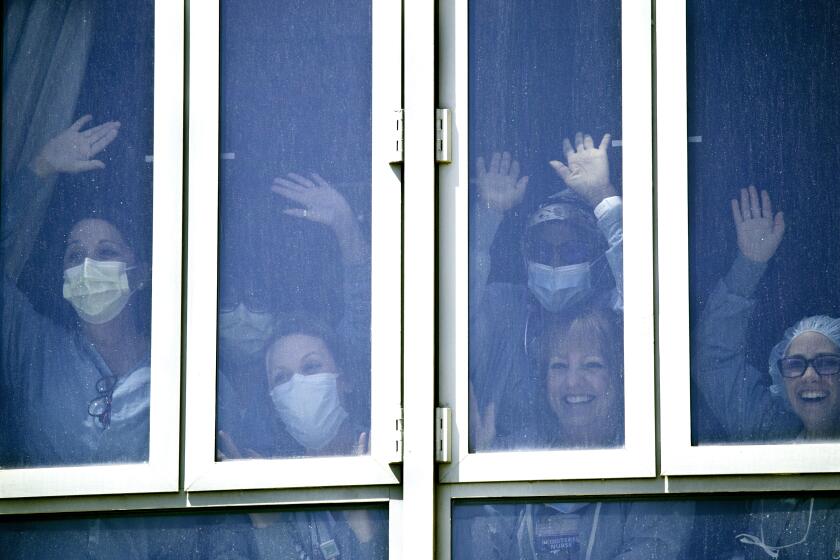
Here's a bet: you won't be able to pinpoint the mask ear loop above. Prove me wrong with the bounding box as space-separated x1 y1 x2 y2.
736 497 814 558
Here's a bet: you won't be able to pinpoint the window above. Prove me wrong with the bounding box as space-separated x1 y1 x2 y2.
3 1 840 559
0 0 182 498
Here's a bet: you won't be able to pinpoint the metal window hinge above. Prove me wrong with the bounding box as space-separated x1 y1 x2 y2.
435 407 452 463
435 108 452 163
390 109 404 164
389 406 404 463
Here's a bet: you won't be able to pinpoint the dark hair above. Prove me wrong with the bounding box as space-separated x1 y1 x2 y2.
267 312 347 373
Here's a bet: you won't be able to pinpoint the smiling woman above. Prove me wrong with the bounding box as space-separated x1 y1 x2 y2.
693 187 840 443
771 319 840 440
539 305 624 448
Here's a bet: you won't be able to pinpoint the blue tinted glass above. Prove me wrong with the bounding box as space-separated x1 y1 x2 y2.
0 505 388 559
468 0 624 452
688 2 840 445
0 0 154 467
454 496 840 559
215 0 373 460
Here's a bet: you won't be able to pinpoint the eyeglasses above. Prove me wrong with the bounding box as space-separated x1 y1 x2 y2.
777 354 840 378
88 375 118 428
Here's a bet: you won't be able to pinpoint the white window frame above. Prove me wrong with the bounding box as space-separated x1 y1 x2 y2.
0 0 185 499
656 0 840 476
437 0 656 484
184 0 402 492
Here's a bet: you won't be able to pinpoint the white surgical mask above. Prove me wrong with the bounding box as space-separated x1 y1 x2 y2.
269 372 348 451
218 304 274 359
527 261 592 312
63 258 133 324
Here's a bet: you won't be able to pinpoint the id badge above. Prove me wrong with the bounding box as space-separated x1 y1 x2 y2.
534 513 581 560
319 538 340 559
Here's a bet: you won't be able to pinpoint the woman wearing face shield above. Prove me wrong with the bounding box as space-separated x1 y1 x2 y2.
0 117 154 467
469 132 623 450
694 186 840 443
215 171 371 458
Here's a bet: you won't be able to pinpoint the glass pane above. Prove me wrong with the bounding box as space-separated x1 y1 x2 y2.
215 0 372 460
454 496 840 559
0 504 388 559
468 0 624 452
688 2 840 444
0 0 154 467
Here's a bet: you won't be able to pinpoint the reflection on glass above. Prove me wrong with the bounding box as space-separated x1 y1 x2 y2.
0 1 154 467
467 0 624 452
215 0 372 460
454 496 840 560
688 2 840 445
0 505 389 559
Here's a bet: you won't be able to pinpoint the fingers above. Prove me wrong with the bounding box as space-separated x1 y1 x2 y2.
484 402 496 429
272 176 306 190
72 160 106 173
598 133 612 151
489 152 501 175
510 160 520 179
217 430 241 460
469 382 480 424
748 185 760 218
310 173 331 189
271 184 307 203
89 127 120 155
774 211 786 236
70 114 93 131
500 152 511 175
515 175 529 194
83 120 120 139
353 432 369 456
286 172 316 188
583 134 594 150
575 132 584 152
731 198 743 225
740 188 750 220
760 189 772 218
549 160 571 182
562 138 574 160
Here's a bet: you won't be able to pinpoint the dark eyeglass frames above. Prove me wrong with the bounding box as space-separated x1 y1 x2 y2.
88 374 118 428
777 354 840 378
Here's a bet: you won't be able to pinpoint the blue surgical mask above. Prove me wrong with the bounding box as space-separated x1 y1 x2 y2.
527 261 592 312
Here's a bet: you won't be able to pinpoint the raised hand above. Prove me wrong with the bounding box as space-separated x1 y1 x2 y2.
730 185 786 263
271 173 355 228
469 382 497 450
476 152 529 212
271 172 367 264
30 115 120 178
549 132 615 207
